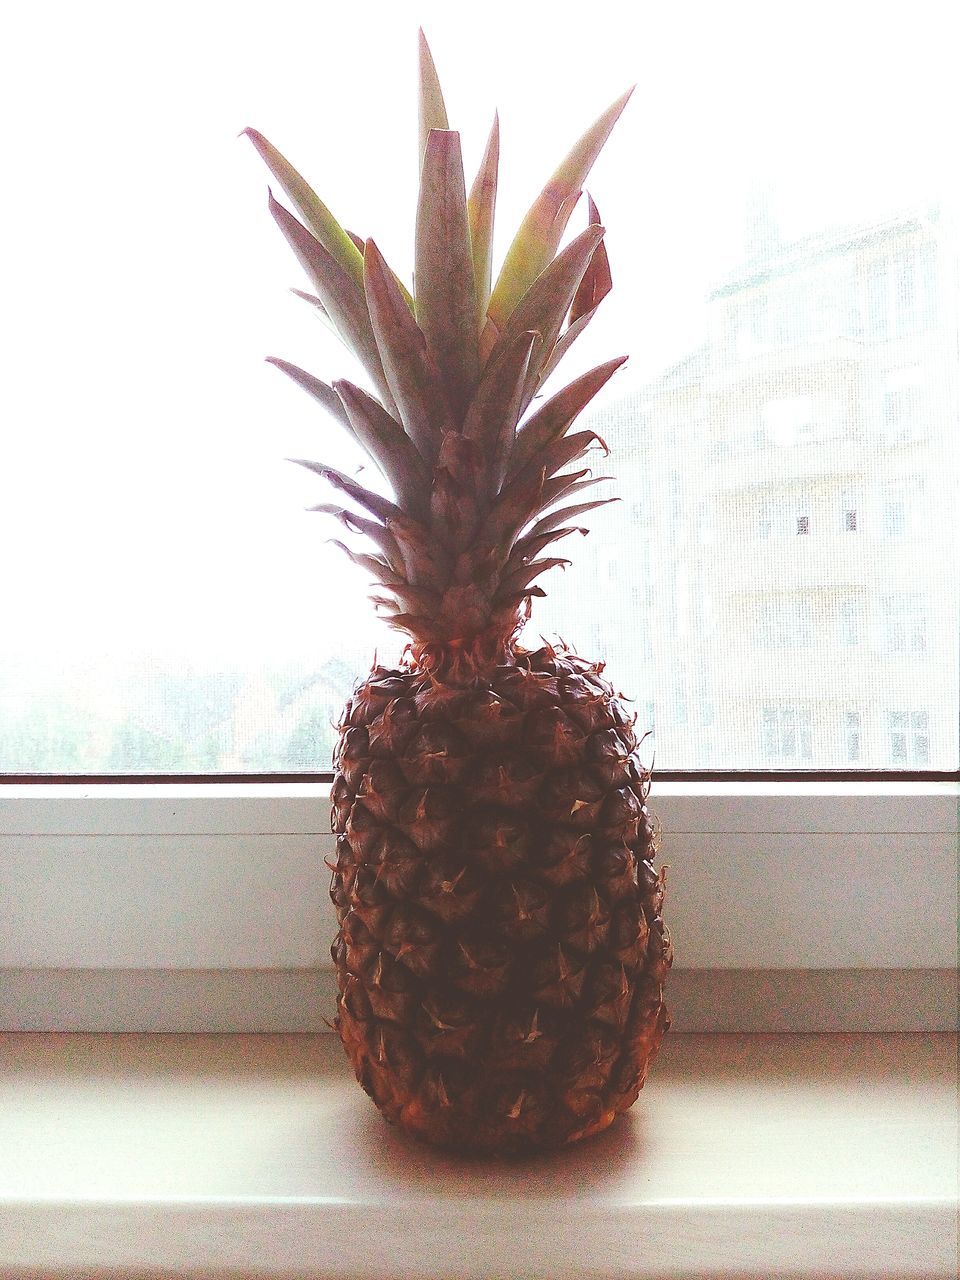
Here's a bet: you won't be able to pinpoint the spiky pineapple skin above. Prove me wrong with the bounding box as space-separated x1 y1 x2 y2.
329 645 671 1156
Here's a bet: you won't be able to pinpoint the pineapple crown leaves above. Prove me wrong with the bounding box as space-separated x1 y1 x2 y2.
246 32 632 654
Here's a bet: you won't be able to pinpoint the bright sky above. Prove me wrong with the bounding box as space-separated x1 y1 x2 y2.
0 0 955 669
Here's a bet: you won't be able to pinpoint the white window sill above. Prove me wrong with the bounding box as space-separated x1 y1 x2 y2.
1 1031 955 1279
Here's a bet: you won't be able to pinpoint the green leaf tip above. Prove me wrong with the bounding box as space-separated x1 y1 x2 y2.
244 126 365 294
418 29 450 166
487 85 634 331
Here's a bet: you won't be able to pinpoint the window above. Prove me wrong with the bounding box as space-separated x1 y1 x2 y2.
887 710 931 767
844 710 862 763
762 706 814 763
882 477 924 539
882 382 925 444
838 597 864 647
1 3 957 778
881 595 928 657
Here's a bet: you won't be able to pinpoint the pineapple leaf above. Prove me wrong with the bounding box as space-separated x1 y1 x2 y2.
287 458 404 525
480 463 588 552
466 112 500 330
307 503 405 571
539 472 613 509
462 329 540 492
498 556 571 596
363 238 451 460
484 224 605 409
347 234 415 310
509 355 627 479
289 290 348 347
536 303 599 388
508 430 608 495
418 29 450 165
415 130 479 422
265 358 354 435
372 581 442 613
512 525 589 561
386 512 453 589
569 194 612 325
327 540 406 586
244 129 365 293
333 379 432 515
536 467 595 516
524 497 619 540
268 193 398 417
486 86 633 330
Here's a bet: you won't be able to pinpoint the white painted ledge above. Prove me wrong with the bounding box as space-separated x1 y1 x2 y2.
0 1032 955 1280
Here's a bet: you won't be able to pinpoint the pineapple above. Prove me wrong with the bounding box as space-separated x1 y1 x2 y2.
246 31 671 1155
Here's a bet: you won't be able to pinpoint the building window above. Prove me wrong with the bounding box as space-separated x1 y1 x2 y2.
844 508 858 532
757 499 774 539
882 595 928 656
845 710 862 763
883 498 906 538
762 705 814 763
882 477 924 538
881 381 924 444
797 514 810 535
838 598 864 647
887 710 930 766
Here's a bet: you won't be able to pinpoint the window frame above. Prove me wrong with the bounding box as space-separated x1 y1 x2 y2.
2 774 956 1034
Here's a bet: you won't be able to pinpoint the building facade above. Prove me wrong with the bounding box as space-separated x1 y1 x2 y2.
567 207 959 769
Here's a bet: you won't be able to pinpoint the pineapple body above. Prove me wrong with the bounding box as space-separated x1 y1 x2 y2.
330 644 671 1154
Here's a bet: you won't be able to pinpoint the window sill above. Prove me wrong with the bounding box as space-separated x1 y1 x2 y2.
1 1031 955 1280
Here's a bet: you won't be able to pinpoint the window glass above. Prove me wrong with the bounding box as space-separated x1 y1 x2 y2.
1 0 957 773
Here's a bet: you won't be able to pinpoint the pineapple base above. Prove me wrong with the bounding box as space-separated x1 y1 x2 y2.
329 644 672 1156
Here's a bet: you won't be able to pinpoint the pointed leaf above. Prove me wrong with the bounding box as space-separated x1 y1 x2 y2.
525 497 619 540
480 464 590 554
533 473 613 518
509 355 626 478
415 130 479 422
307 503 405 571
462 330 539 491
512 525 588 561
536 467 597 514
372 581 441 613
333 380 431 515
266 358 354 435
467 112 499 329
494 587 547 612
244 128 364 292
269 193 398 415
569 194 612 326
418 29 450 165
500 556 571 594
487 86 633 329
484 224 605 410
509 432 608 501
287 459 404 525
289 289 349 347
537 304 599 388
345 233 415 310
363 238 451 459
327 540 406 586
386 513 452 589
382 612 438 639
